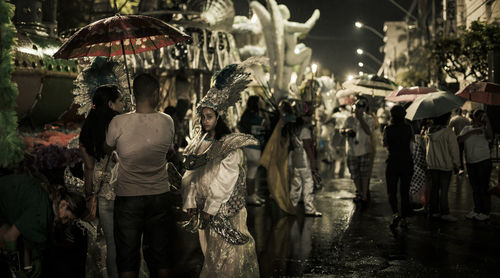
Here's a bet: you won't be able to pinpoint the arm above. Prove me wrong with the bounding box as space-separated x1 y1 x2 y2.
285 9 320 33
449 131 461 171
79 145 96 196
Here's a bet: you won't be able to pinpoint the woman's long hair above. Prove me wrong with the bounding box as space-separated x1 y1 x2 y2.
79 85 121 161
201 110 231 140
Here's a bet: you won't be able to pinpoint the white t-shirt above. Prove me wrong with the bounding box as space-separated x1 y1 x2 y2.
106 112 175 196
459 125 490 164
342 114 374 157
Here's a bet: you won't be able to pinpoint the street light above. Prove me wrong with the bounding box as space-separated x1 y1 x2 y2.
311 63 318 75
356 48 382 65
354 21 384 40
358 61 377 73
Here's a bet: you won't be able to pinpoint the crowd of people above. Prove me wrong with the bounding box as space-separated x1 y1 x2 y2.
1 59 498 278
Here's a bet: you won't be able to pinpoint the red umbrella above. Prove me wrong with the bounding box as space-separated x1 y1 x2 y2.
53 14 190 101
385 87 438 103
456 82 500 106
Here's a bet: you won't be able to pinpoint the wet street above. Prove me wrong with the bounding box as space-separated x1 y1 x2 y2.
172 142 500 277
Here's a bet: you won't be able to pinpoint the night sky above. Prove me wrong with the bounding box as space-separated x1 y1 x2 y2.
234 0 415 82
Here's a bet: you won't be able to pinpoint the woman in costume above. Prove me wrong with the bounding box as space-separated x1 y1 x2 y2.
79 85 123 278
181 59 262 277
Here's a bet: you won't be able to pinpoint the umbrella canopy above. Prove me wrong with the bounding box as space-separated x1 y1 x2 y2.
455 82 500 106
405 91 465 120
342 74 398 97
385 86 438 103
54 14 190 105
54 14 190 59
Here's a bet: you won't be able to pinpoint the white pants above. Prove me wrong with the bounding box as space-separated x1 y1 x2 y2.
290 168 316 214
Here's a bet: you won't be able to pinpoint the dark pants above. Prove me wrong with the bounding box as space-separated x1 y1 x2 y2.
114 192 175 274
385 162 412 217
429 170 452 215
467 159 492 215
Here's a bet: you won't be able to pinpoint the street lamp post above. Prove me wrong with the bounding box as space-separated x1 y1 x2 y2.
355 21 384 40
356 48 382 65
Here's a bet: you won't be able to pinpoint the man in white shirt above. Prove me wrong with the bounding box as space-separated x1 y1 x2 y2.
105 73 175 278
341 98 374 203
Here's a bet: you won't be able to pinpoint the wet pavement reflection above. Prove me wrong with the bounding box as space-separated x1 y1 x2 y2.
174 144 500 277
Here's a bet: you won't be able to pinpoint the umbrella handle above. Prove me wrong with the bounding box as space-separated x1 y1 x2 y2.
120 39 134 106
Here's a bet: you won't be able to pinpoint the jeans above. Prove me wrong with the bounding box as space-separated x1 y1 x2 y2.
385 162 412 217
467 159 492 214
429 170 452 215
114 192 175 273
98 197 118 278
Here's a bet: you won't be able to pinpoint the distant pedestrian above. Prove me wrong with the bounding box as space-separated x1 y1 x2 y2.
239 95 266 206
383 105 413 229
341 98 375 203
424 112 460 222
448 108 470 175
458 109 493 221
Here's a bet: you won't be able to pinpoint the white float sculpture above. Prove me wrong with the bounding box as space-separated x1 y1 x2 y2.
250 0 320 100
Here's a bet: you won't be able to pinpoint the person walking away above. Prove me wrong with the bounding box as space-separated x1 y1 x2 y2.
448 108 470 175
425 112 460 222
239 95 266 206
341 98 374 203
383 105 413 229
458 109 493 221
104 73 176 278
289 113 322 217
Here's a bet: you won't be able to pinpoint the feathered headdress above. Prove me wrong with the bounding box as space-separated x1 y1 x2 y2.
197 57 268 115
73 57 131 115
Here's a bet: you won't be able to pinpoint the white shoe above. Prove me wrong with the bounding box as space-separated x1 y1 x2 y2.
441 214 457 222
474 213 490 221
465 211 478 219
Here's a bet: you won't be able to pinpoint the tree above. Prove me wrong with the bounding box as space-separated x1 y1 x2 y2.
428 21 500 83
0 1 24 167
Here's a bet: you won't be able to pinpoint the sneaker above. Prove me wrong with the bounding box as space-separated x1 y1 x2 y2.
305 211 322 217
474 213 490 221
465 210 478 219
441 214 457 222
246 194 263 206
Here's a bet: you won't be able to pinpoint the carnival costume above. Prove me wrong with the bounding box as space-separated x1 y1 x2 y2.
181 58 265 277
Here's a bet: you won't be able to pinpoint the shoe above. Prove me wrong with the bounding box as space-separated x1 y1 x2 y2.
389 214 401 230
305 211 322 217
399 218 409 229
246 194 263 206
458 169 465 175
255 195 266 203
441 214 457 222
474 213 490 221
465 210 478 219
